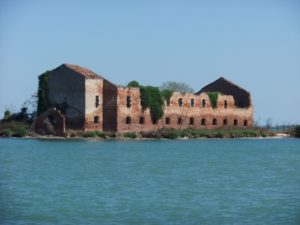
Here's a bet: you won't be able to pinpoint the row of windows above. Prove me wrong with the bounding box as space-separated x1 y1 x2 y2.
124 116 248 126
126 96 228 109
94 115 248 126
177 98 228 108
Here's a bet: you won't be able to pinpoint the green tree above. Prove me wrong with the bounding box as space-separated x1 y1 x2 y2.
127 80 140 88
160 81 194 93
3 110 11 121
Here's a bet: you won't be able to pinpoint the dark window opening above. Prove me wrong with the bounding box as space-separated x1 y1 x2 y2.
126 96 132 108
178 98 183 107
234 119 238 126
212 118 217 125
166 100 170 106
95 96 99 108
152 120 158 125
201 118 206 125
94 116 99 124
126 116 131 124
244 120 248 126
224 100 228 109
202 99 206 107
139 117 145 124
177 117 182 125
165 117 170 125
223 119 227 125
191 99 195 107
189 117 194 125
48 115 56 124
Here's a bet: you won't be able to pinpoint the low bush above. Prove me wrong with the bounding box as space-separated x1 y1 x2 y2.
95 131 107 138
0 128 13 137
294 125 300 138
161 129 179 139
13 128 28 137
82 131 97 137
123 132 137 139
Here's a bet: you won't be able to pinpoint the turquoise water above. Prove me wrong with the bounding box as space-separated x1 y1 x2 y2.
0 138 300 225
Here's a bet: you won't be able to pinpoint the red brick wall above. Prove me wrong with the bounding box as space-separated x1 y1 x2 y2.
116 88 253 132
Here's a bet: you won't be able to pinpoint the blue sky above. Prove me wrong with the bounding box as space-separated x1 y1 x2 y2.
0 0 299 125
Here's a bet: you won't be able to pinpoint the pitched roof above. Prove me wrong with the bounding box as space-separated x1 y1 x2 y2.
196 77 251 108
62 63 103 79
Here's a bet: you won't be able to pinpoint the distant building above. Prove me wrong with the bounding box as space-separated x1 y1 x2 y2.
34 64 253 134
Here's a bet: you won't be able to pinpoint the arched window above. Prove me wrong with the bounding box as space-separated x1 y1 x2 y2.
94 116 99 124
202 99 206 107
178 98 183 107
166 99 170 106
201 118 206 125
224 100 228 109
95 96 99 108
191 99 195 107
212 118 217 125
234 119 238 126
223 119 227 125
139 117 145 124
126 116 131 124
244 120 248 126
177 117 182 125
165 117 170 125
189 117 194 125
126 96 131 108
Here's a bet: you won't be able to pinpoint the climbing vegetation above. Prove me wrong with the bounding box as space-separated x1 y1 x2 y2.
37 71 50 115
127 81 173 123
140 86 164 124
160 89 173 103
207 92 219 108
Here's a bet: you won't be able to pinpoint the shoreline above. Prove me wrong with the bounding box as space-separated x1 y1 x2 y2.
1 132 293 141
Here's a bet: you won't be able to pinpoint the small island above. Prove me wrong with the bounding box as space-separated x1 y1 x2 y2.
0 63 299 139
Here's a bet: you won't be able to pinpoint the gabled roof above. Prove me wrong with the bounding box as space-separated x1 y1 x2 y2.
60 63 104 79
196 77 251 108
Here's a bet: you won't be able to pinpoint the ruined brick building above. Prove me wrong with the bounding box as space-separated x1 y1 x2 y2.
34 64 253 134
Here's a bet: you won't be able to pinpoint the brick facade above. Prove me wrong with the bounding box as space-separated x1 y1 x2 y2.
44 64 253 134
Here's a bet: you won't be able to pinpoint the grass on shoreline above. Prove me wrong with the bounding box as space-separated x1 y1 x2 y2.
0 119 291 139
75 128 273 139
0 121 30 137
138 128 271 139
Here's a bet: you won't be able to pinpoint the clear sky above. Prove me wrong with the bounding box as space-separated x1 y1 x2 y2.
0 0 299 125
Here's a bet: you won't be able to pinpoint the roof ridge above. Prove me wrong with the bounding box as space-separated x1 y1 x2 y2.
216 76 249 94
61 63 104 79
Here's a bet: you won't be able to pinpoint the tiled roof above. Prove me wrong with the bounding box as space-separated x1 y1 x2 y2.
63 63 103 79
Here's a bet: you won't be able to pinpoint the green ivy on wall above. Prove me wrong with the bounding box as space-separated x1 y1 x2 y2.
127 81 171 124
37 71 50 115
207 92 219 108
140 86 164 124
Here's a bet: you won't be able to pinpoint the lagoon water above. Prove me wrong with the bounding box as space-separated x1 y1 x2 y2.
0 138 300 225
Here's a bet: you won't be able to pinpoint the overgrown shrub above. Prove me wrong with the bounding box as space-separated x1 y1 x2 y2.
294 125 300 138
0 129 13 137
123 132 137 139
95 131 107 138
13 128 28 137
82 131 97 137
161 129 179 139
